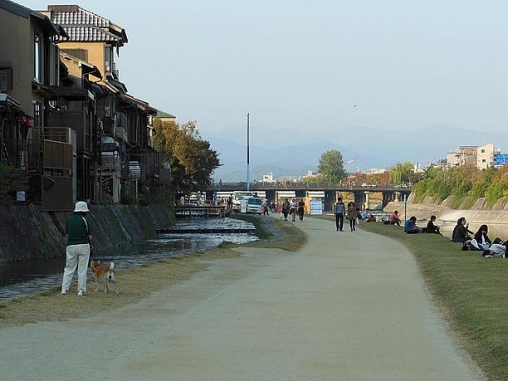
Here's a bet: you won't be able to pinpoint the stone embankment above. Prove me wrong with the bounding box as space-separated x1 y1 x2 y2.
0 204 174 263
384 194 508 225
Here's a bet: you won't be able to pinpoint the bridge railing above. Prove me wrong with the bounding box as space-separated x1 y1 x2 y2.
209 181 411 192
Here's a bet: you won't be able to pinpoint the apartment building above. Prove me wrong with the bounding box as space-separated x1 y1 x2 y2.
0 0 74 210
446 143 494 170
0 1 168 208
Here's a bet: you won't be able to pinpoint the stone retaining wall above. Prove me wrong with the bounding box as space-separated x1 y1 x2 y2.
384 194 508 225
0 204 174 263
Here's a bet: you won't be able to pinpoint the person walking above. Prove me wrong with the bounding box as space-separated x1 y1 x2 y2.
281 198 290 221
347 201 357 231
297 199 305 221
334 197 346 231
61 201 93 296
290 199 297 222
263 200 270 215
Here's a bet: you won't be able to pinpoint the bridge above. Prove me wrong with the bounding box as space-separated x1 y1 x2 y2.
205 182 412 211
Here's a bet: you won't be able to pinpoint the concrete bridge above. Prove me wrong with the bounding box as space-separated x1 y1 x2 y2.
205 182 412 211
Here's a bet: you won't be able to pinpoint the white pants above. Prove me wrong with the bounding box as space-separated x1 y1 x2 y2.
62 244 90 294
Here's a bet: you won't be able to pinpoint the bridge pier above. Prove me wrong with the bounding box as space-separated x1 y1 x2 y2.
324 191 335 211
382 191 396 208
265 190 276 203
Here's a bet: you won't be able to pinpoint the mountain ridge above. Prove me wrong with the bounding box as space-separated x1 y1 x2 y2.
200 125 507 182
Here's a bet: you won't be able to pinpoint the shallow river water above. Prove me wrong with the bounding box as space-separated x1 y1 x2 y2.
0 218 257 301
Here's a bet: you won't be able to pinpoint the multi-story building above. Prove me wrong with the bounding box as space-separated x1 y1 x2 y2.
476 143 494 170
41 4 164 204
0 0 75 210
0 1 169 207
446 143 494 170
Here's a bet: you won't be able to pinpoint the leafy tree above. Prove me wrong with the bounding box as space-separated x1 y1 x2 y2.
389 162 414 184
154 120 221 196
318 149 347 183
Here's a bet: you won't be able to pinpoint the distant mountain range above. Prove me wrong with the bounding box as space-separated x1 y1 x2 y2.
200 125 508 182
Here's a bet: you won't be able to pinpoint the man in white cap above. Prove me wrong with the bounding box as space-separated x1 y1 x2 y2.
61 201 92 296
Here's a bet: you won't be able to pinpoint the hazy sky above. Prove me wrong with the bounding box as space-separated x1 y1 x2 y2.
21 0 508 141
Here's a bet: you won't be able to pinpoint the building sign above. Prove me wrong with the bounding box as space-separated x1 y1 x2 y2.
495 154 508 166
310 199 323 215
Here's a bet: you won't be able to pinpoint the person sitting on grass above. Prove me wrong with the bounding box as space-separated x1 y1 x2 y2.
482 241 507 258
451 217 473 243
388 211 401 226
367 214 377 222
473 225 492 250
404 216 424 234
426 215 441 234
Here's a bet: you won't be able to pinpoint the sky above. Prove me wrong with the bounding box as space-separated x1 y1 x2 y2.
19 0 508 148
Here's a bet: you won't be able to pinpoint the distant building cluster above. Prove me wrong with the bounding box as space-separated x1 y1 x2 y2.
0 2 175 210
442 143 505 170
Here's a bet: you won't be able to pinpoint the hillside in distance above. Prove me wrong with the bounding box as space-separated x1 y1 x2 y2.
202 125 508 182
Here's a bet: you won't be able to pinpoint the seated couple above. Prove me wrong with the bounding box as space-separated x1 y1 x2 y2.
462 224 506 257
361 209 377 222
404 215 442 234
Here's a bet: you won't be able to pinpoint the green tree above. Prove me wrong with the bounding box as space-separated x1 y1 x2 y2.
154 120 221 196
389 162 414 184
318 150 347 183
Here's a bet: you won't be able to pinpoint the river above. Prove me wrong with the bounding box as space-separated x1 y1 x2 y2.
0 217 258 301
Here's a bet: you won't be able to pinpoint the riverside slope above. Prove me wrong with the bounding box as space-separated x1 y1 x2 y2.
0 215 484 380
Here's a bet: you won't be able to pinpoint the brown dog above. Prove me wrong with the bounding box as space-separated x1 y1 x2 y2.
90 260 119 295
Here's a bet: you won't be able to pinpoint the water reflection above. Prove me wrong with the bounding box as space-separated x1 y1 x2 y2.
0 218 257 301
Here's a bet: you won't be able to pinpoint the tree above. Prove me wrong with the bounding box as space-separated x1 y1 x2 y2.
154 120 221 196
318 150 347 183
389 162 414 184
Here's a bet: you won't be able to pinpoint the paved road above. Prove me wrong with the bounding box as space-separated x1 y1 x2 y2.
0 216 484 380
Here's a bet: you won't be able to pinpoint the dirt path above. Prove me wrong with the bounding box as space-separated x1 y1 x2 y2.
0 216 485 380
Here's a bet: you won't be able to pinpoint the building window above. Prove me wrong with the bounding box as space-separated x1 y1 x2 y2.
33 101 42 128
481 149 485 153
34 34 42 83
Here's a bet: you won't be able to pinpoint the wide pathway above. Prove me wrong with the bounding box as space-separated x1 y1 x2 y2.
0 216 484 380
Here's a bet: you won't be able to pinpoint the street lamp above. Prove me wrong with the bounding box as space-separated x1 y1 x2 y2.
246 113 250 192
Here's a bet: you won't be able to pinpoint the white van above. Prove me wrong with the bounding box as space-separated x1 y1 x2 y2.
241 196 263 214
232 191 253 211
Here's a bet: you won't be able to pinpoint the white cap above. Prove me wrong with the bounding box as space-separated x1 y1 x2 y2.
74 201 89 213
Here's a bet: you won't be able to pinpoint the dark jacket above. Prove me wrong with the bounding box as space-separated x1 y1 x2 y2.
453 224 473 243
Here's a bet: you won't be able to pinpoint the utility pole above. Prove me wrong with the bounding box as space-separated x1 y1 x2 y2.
246 113 250 192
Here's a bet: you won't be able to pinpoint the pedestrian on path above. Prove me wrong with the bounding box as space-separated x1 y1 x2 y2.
290 199 297 222
281 198 290 221
61 201 93 296
347 201 357 231
334 197 346 231
298 199 305 221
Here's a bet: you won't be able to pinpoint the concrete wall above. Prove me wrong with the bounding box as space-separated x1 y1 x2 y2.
0 204 174 262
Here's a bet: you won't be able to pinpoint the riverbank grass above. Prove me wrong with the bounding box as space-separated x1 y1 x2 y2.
360 221 508 381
